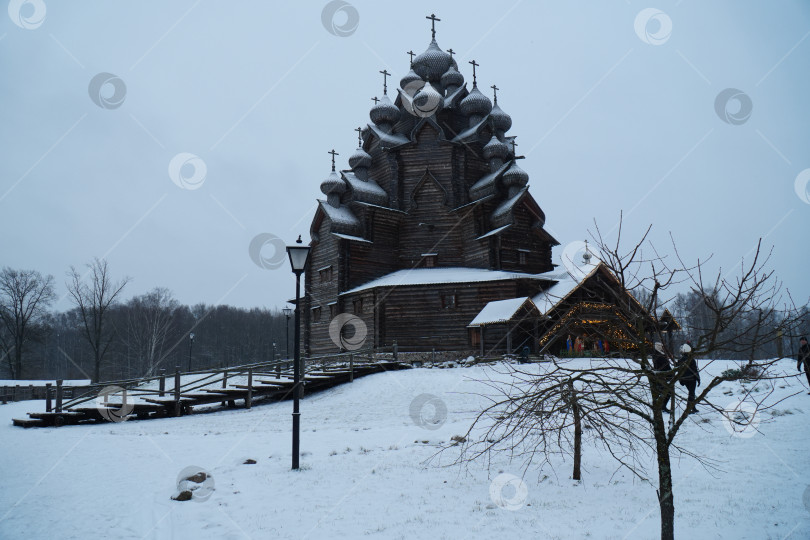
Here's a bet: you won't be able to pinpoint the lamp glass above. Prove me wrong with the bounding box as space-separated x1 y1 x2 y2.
283 307 292 317
286 244 311 272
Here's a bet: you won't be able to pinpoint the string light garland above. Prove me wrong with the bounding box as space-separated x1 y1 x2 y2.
538 301 655 351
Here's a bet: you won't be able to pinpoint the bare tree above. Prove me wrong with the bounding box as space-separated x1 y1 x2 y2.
125 287 178 376
0 268 56 379
454 218 804 540
66 258 130 383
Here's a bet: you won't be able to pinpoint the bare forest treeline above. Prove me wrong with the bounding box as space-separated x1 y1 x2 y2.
19 302 292 381
1 266 293 381
636 288 809 360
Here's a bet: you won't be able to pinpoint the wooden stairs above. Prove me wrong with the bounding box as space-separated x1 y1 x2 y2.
12 358 409 428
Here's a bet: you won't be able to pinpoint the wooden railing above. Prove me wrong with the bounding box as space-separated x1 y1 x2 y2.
41 349 378 414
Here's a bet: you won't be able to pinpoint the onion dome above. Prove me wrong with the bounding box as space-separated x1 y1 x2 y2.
483 135 510 161
349 146 372 169
369 95 400 126
400 68 422 90
489 102 512 133
320 170 346 196
412 82 444 117
502 162 529 189
413 39 455 83
440 65 464 90
459 85 492 117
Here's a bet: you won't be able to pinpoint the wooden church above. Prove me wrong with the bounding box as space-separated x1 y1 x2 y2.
302 16 660 357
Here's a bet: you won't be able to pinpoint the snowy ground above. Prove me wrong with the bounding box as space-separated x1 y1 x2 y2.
0 360 808 539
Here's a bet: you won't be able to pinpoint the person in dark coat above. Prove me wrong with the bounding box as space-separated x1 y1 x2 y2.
675 343 700 413
651 341 671 413
797 337 810 393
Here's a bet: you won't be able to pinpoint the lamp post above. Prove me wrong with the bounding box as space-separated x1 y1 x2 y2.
283 307 292 360
286 235 311 470
188 332 195 372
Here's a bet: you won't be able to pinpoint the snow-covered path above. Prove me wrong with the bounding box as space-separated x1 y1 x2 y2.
0 360 808 539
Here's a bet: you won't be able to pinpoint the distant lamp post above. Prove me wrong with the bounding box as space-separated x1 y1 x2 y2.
286 235 311 470
283 307 293 360
188 332 195 372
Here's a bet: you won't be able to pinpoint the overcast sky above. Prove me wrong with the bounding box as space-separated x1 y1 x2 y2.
1 0 808 313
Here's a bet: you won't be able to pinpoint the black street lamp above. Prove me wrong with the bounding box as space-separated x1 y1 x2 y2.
188 332 195 372
286 235 311 471
283 306 293 360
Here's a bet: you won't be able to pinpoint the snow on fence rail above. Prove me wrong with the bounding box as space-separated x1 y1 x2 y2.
10 349 408 427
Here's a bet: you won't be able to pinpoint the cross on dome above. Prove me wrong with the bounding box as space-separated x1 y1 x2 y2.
328 149 339 171
379 69 390 95
426 13 440 39
469 59 479 86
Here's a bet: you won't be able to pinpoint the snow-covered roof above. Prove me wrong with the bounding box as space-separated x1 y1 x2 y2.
340 267 551 296
451 116 488 143
531 264 599 315
341 172 388 206
492 186 529 222
475 224 511 240
469 161 511 201
443 84 467 108
366 122 410 148
468 297 537 327
319 200 360 229
354 201 407 214
332 233 372 243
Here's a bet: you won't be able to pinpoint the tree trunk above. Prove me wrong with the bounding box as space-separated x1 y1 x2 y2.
570 381 582 480
14 344 23 380
94 349 101 384
655 419 675 540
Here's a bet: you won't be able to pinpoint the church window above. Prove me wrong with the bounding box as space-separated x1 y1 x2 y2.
441 293 457 309
353 298 364 314
518 249 530 265
422 253 438 268
318 266 333 283
312 307 322 321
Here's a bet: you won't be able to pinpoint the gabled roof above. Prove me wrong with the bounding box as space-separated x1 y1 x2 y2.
366 122 410 148
317 200 361 235
451 116 489 144
491 186 530 226
531 263 600 315
443 84 468 109
468 297 539 327
409 116 448 142
341 171 388 206
469 160 512 201
657 307 681 331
